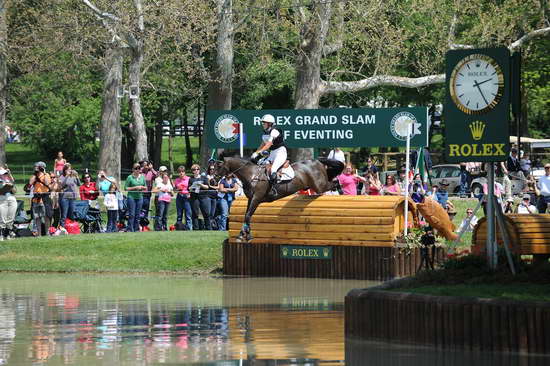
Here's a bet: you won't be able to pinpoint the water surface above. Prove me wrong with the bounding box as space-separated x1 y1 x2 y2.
0 273 374 365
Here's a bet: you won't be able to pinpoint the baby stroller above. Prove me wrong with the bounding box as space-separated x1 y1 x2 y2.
14 200 33 237
72 200 104 233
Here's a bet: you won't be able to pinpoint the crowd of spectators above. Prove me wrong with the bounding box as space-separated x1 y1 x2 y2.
0 145 548 239
0 153 244 238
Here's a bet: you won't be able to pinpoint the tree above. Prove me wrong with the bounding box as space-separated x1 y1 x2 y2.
0 0 7 165
82 0 148 162
285 0 550 160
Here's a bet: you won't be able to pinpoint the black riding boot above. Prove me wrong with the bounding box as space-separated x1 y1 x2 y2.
269 172 278 195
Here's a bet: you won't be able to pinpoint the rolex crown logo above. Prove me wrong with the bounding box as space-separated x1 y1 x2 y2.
469 121 486 141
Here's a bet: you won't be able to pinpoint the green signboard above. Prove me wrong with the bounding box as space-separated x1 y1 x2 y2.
280 245 332 260
206 108 428 149
445 47 511 162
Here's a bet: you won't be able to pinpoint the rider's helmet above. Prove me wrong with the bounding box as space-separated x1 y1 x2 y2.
261 114 275 124
261 114 275 133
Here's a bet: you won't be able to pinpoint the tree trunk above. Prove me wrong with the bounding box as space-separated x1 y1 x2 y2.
291 1 332 162
0 0 7 165
183 108 193 168
200 0 233 167
151 109 163 168
128 46 148 162
99 47 123 182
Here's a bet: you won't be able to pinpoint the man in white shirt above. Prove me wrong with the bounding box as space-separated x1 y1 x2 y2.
536 163 550 213
327 148 346 163
517 194 537 214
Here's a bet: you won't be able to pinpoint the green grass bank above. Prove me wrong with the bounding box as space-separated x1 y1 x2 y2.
0 231 226 273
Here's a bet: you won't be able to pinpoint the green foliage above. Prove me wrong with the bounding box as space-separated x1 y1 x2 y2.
523 39 550 139
8 61 102 162
234 59 295 109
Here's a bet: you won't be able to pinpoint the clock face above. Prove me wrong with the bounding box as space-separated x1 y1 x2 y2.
450 54 504 115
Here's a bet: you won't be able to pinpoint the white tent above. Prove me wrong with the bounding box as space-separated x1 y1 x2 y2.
510 136 550 149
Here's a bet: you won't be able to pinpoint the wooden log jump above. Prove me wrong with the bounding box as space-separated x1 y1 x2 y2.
472 214 550 263
224 195 442 280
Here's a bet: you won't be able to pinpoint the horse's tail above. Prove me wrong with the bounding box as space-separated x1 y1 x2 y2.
317 157 345 181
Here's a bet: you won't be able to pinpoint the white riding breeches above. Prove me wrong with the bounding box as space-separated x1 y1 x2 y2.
267 147 287 174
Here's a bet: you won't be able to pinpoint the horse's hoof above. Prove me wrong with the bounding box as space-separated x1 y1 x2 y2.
236 236 244 243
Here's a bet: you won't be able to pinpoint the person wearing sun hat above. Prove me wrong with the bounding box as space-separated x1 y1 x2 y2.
435 179 450 209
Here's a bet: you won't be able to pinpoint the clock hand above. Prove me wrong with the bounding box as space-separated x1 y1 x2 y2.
473 80 489 106
473 78 494 87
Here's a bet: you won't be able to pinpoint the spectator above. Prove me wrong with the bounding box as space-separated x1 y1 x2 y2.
456 208 479 232
141 161 158 218
206 165 219 227
174 166 192 230
381 175 401 196
29 162 53 235
362 157 379 179
49 172 61 228
506 148 524 181
104 183 119 233
459 163 469 197
492 161 512 200
517 194 537 214
124 163 146 232
152 171 173 231
434 179 450 209
53 151 67 177
536 163 550 214
217 172 240 231
327 148 345 163
361 171 381 195
97 170 117 195
523 174 537 205
79 173 99 207
504 198 515 214
59 164 80 228
0 166 17 240
482 180 504 216
153 165 169 221
189 164 211 230
519 153 532 177
410 182 426 203
337 163 366 196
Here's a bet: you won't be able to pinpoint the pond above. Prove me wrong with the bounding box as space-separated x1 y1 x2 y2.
0 273 374 365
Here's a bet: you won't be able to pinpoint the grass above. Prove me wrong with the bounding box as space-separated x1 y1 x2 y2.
0 231 226 273
394 284 550 302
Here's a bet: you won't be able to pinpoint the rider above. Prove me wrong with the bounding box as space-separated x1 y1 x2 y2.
251 114 287 185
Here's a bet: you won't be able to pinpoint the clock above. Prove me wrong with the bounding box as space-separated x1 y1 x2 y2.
449 54 504 115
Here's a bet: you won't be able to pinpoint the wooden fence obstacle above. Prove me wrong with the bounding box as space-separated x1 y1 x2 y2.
472 214 550 263
224 195 443 280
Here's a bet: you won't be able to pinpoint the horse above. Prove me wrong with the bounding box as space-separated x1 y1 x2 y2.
213 156 344 242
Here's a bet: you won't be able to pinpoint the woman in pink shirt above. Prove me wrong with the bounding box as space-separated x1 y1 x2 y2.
381 175 401 196
337 164 366 195
174 166 192 230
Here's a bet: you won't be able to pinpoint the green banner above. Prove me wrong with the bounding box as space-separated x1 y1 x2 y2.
280 245 332 260
444 47 511 162
206 108 428 149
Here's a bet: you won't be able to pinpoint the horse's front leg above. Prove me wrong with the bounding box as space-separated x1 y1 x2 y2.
238 197 262 242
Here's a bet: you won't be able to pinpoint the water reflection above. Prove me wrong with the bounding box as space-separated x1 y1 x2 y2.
0 274 371 365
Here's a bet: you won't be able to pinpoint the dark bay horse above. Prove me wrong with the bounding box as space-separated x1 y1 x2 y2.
214 156 344 241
